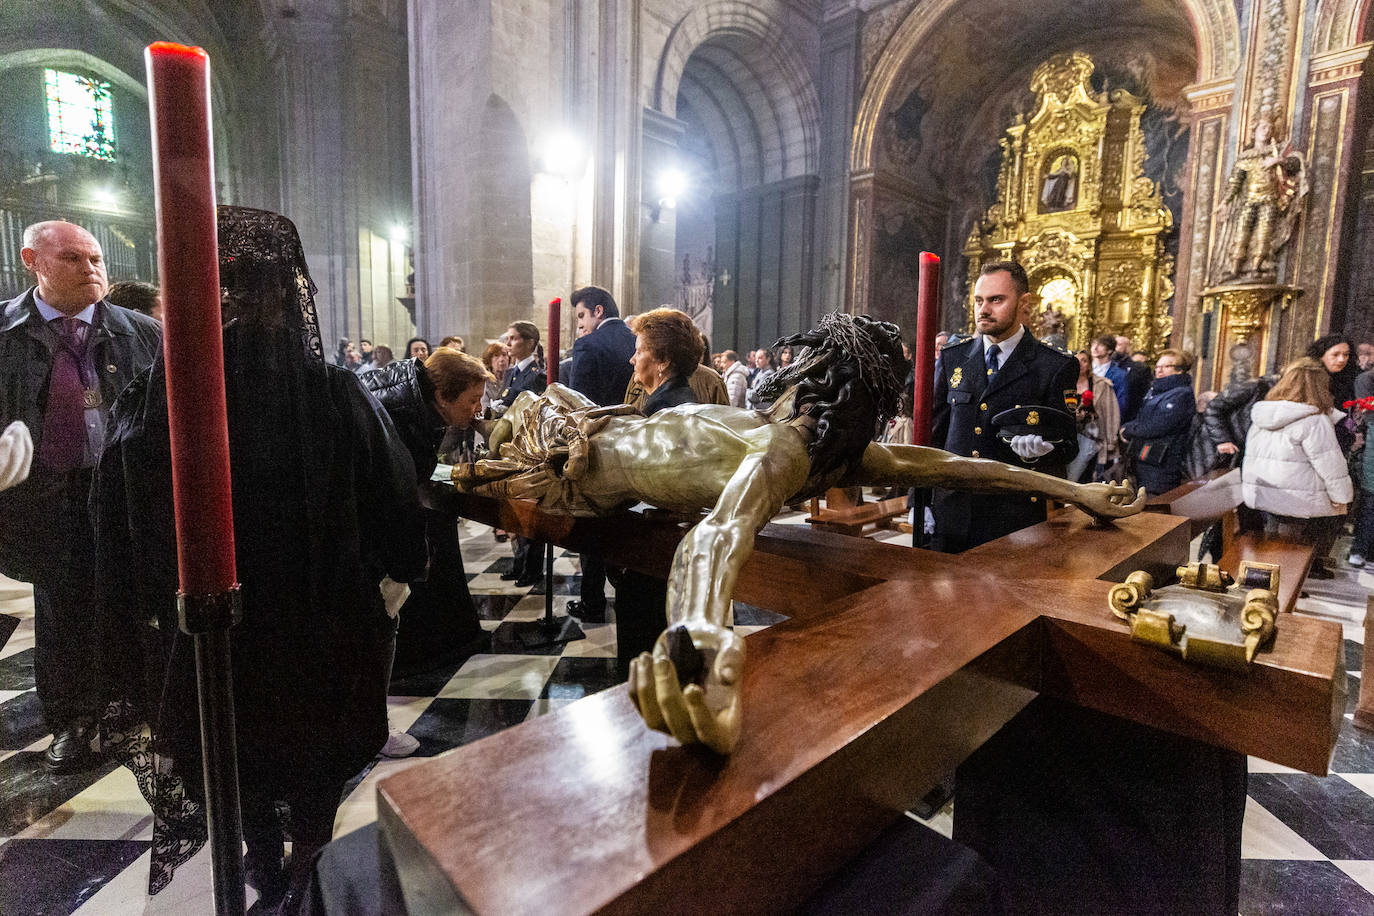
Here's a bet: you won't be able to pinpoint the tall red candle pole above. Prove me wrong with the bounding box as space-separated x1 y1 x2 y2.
547 297 562 384
912 252 940 446
146 41 245 916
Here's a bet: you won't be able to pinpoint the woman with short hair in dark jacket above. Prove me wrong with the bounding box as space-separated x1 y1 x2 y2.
1120 348 1196 495
361 349 493 688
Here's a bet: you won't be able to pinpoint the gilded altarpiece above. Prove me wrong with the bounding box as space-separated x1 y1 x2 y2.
964 53 1174 354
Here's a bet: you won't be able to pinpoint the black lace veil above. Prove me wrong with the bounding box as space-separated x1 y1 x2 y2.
216 206 324 363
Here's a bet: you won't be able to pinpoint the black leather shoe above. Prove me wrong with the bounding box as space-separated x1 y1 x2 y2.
565 600 606 624
499 569 522 581
44 721 98 772
513 574 543 589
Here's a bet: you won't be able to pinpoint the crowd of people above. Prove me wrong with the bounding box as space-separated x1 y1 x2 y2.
0 213 1369 913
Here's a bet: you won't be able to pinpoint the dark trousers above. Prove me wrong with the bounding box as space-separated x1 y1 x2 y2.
513 537 548 581
33 581 101 728
1264 512 1343 566
1352 490 1374 556
578 551 607 610
612 570 667 677
393 508 485 675
31 468 100 729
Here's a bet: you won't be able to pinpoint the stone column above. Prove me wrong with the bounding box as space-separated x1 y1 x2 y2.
638 108 686 313
1173 79 1233 384
816 10 862 317
1286 43 1372 347
271 3 412 351
591 0 641 312
846 175 874 316
268 11 351 348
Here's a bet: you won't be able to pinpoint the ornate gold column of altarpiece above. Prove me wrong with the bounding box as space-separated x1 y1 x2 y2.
964 53 1174 355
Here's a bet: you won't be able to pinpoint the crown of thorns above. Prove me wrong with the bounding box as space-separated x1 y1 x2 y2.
757 312 905 435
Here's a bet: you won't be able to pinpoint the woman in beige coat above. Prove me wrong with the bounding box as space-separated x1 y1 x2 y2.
1067 349 1120 482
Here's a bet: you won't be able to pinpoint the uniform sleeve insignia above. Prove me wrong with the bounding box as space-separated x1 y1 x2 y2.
1063 389 1078 409
951 367 963 388
1027 410 1040 426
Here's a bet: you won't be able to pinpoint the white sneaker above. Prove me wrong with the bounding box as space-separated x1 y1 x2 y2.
1349 553 1365 568
381 727 419 758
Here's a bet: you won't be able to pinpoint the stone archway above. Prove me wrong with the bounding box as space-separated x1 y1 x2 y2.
844 0 1210 335
653 0 820 178
851 0 1238 176
643 2 822 351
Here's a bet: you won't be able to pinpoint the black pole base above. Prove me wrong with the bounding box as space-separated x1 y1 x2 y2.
512 614 586 649
192 626 246 916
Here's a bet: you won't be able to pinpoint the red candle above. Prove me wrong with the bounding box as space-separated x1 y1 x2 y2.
146 42 237 595
911 252 940 446
547 297 562 384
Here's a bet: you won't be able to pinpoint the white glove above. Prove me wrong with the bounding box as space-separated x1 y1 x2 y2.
1010 434 1053 460
0 422 33 492
380 576 411 619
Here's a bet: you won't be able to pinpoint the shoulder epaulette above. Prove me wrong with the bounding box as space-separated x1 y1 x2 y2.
1037 338 1075 358
941 334 973 349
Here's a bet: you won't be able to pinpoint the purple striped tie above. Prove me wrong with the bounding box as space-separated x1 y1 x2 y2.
38 318 88 471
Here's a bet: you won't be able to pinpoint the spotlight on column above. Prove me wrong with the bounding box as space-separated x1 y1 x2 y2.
656 168 687 211
540 132 584 177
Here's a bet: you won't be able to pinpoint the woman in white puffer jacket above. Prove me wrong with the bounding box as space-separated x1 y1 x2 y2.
1241 357 1353 578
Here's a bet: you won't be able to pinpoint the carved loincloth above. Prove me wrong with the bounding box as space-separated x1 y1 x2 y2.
454 388 638 514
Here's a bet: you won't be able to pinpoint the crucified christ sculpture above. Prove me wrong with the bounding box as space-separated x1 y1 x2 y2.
454 313 1143 753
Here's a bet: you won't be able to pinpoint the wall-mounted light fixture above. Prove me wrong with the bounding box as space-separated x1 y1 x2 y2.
651 167 687 222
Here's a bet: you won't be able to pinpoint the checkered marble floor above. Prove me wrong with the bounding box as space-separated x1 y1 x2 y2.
0 512 1370 914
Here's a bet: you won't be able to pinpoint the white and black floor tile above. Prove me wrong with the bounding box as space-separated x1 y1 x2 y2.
0 514 1369 913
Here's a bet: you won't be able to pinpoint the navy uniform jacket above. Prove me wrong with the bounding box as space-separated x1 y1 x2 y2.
567 317 635 407
930 331 1079 553
498 360 547 406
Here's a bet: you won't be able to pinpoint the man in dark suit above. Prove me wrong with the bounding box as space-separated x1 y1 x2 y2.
0 220 161 770
930 260 1078 553
567 285 634 406
564 286 635 622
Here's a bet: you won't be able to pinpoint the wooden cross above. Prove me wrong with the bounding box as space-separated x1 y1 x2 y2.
379 495 1345 914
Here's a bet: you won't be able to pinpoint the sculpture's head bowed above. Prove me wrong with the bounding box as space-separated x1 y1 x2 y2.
759 313 906 491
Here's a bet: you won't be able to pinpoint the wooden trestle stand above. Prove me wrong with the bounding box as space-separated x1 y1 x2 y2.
378 493 1346 915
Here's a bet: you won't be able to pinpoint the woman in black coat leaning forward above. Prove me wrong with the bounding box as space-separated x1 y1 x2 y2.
362 348 494 679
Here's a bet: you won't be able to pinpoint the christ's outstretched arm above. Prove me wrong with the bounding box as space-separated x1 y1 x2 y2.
856 442 1144 520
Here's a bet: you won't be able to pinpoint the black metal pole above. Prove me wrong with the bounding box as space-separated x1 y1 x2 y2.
544 542 555 623
181 588 245 916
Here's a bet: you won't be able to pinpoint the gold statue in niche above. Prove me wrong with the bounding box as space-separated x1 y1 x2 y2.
965 52 1174 355
1212 115 1306 282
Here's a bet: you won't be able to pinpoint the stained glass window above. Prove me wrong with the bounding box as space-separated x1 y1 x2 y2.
44 69 116 161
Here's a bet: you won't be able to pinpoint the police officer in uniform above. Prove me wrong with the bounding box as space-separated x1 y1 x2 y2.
930 260 1079 553
936 267 1239 915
